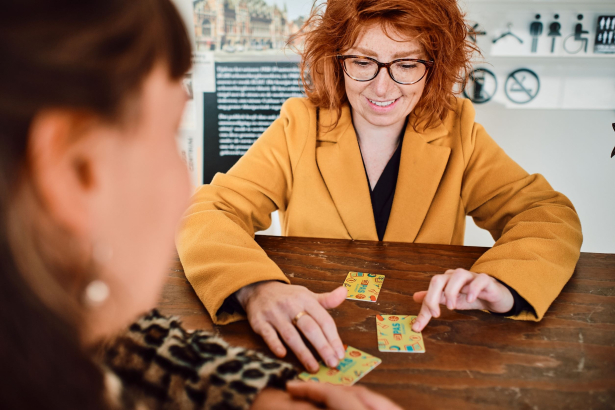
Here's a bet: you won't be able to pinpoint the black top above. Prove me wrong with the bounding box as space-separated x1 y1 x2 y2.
361 132 405 242
358 123 535 318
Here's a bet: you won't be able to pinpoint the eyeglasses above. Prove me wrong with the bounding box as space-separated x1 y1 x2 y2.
337 55 434 85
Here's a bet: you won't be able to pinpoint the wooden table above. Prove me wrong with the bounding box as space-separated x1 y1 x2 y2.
159 236 615 409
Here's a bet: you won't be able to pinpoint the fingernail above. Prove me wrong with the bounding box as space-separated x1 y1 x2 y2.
310 363 320 373
337 348 345 360
327 358 338 368
468 293 474 302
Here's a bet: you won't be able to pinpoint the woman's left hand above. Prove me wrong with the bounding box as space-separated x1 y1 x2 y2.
411 268 514 332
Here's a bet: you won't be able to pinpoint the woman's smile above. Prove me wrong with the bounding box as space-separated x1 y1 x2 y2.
364 95 401 112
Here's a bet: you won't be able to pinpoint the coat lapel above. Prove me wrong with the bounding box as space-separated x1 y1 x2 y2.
384 120 451 242
315 105 377 240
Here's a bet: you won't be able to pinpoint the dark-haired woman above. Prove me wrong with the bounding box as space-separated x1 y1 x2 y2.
177 0 583 373
0 0 400 409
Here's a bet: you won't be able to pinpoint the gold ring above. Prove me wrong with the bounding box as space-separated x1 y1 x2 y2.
292 311 308 326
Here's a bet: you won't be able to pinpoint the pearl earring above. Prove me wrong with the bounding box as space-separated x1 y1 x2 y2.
84 279 110 307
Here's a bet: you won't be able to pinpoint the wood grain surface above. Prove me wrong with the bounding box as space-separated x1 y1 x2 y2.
158 236 615 410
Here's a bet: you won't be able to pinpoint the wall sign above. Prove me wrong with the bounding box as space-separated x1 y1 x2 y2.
505 68 540 104
595 16 615 54
547 14 561 53
564 14 590 54
492 22 523 44
463 68 497 104
529 14 543 53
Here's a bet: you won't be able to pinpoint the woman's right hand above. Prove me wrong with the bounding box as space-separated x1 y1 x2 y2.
236 281 347 372
285 381 403 410
251 384 402 410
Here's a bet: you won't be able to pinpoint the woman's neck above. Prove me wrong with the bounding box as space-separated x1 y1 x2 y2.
352 112 406 150
352 112 407 190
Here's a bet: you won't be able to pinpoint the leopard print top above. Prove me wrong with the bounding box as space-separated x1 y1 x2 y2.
99 310 297 410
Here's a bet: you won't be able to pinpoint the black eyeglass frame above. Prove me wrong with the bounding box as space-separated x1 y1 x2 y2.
337 55 435 85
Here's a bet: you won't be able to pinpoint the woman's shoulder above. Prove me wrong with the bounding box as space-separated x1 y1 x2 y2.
279 97 318 123
273 97 321 159
443 96 477 132
428 97 479 153
418 97 480 162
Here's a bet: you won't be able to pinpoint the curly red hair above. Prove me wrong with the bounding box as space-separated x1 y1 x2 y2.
289 0 478 131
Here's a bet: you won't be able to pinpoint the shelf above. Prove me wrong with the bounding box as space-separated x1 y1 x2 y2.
460 1 615 12
480 54 615 59
463 0 615 5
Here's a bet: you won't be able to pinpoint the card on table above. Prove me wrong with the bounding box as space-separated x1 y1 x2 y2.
343 271 385 302
298 345 382 386
376 314 425 353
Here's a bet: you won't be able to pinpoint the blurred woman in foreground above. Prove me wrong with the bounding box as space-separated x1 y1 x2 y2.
0 0 400 409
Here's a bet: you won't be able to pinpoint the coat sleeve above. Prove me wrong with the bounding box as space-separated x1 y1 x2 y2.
101 311 297 410
458 99 583 321
176 98 311 324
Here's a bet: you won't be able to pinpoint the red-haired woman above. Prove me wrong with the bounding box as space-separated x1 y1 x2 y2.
178 0 582 373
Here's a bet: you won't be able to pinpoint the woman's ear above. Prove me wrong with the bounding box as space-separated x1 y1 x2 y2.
27 110 100 237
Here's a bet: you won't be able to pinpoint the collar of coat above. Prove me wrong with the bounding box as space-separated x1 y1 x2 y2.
314 102 452 242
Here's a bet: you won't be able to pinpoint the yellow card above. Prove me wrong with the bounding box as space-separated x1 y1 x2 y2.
376 315 425 353
298 345 382 385
343 272 385 302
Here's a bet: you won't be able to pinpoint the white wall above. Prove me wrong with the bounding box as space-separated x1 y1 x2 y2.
461 0 615 253
465 108 615 253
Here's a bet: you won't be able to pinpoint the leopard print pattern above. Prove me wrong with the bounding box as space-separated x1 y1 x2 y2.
100 310 297 410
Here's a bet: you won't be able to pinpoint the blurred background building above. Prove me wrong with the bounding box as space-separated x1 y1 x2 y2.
193 0 304 51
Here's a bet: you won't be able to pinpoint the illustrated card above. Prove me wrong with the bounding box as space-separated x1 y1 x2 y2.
376 314 425 353
298 345 382 385
343 271 385 302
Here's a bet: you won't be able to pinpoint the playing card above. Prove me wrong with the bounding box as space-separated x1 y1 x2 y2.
297 345 382 385
376 314 425 353
343 271 385 302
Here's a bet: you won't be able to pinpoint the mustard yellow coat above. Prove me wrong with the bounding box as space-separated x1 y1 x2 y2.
177 97 582 325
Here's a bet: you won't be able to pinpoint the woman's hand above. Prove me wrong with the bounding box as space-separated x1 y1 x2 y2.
236 281 347 372
250 388 321 410
412 268 514 332
285 381 403 410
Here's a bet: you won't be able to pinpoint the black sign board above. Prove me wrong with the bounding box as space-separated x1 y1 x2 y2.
203 61 303 183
